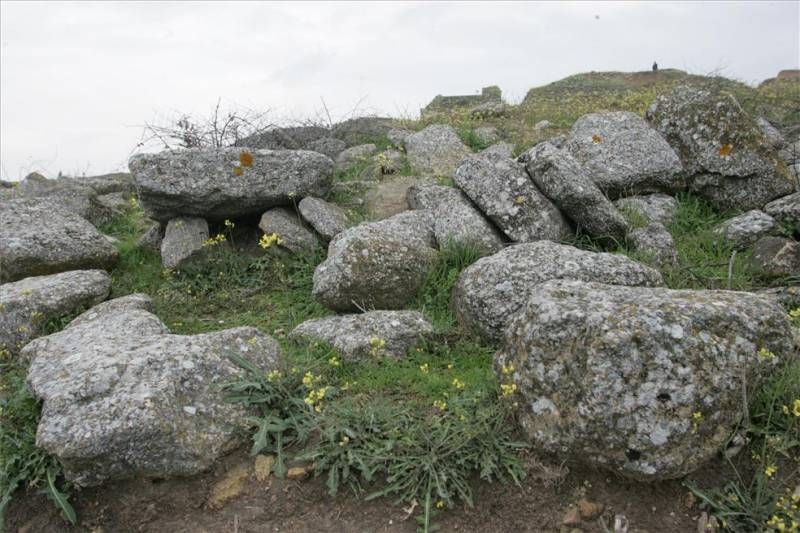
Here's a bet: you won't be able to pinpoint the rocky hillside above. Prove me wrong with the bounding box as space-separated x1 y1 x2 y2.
2 73 799 533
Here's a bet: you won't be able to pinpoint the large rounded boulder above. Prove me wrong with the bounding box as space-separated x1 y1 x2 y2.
312 211 438 312
496 280 794 481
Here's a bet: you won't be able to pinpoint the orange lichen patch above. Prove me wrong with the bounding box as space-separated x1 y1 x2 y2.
233 166 243 176
591 134 602 144
239 151 254 167
719 143 733 156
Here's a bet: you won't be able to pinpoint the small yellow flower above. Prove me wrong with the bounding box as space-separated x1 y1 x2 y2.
266 370 282 382
757 347 776 361
451 378 465 390
793 399 800 417
500 383 517 397
765 464 777 478
202 233 227 247
691 411 702 433
302 372 315 387
247 337 258 347
328 356 340 367
436 500 445 509
788 308 800 319
501 364 515 375
338 435 350 447
419 363 429 374
224 219 235 228
433 399 447 411
259 233 283 250
447 363 454 370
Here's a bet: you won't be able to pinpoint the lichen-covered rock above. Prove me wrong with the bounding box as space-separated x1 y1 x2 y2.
750 236 800 277
522 142 629 241
312 211 437 312
764 192 800 228
304 137 347 159
0 270 110 358
454 152 571 243
298 197 349 242
757 286 800 310
496 279 794 481
613 194 679 226
453 241 663 341
129 148 333 222
24 294 282 487
564 111 684 198
407 184 505 255
405 124 471 177
160 217 209 270
335 144 377 168
646 86 793 211
480 142 515 159
290 311 434 360
757 117 785 150
534 120 553 131
628 223 679 265
0 173 115 226
713 210 779 249
259 208 321 254
0 199 119 282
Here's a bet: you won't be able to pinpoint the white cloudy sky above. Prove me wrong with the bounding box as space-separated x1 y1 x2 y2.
1 1 798 180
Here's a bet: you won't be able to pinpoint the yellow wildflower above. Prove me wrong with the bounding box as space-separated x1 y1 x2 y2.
259 233 283 250
793 399 800 417
266 370 282 382
328 356 340 367
419 363 429 374
501 364 515 375
500 383 517 397
224 219 235 228
758 347 776 361
691 411 702 434
451 378 465 390
339 435 350 447
302 372 315 387
789 308 800 319
202 233 226 247
436 500 445 509
433 399 447 411
765 464 777 478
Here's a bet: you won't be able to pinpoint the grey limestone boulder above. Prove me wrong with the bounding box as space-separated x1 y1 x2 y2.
258 208 321 254
0 270 110 359
522 142 629 241
290 311 434 360
454 152 572 243
614 194 679 227
646 85 793 211
407 184 505 255
405 124 471 177
750 236 800 278
335 143 377 168
564 111 684 198
304 137 347 159
312 211 437 312
0 199 119 282
23 294 283 487
129 148 334 222
453 241 663 341
628 222 679 266
160 217 209 270
764 192 800 229
473 126 500 145
298 197 349 242
496 279 794 480
480 142 515 159
713 210 779 249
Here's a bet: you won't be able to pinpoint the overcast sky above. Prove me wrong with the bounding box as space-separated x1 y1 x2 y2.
1 1 798 180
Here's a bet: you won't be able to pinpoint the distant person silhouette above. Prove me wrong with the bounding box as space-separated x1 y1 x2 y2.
652 61 658 72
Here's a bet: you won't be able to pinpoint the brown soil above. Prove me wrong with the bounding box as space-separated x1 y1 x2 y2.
7 447 727 533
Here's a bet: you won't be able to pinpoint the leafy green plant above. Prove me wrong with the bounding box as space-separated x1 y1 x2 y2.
0 365 74 528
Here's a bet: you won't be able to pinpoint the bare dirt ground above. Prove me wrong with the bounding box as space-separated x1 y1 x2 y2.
7 446 725 533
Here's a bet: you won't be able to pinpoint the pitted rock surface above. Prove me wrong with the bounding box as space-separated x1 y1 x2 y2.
496 279 794 480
